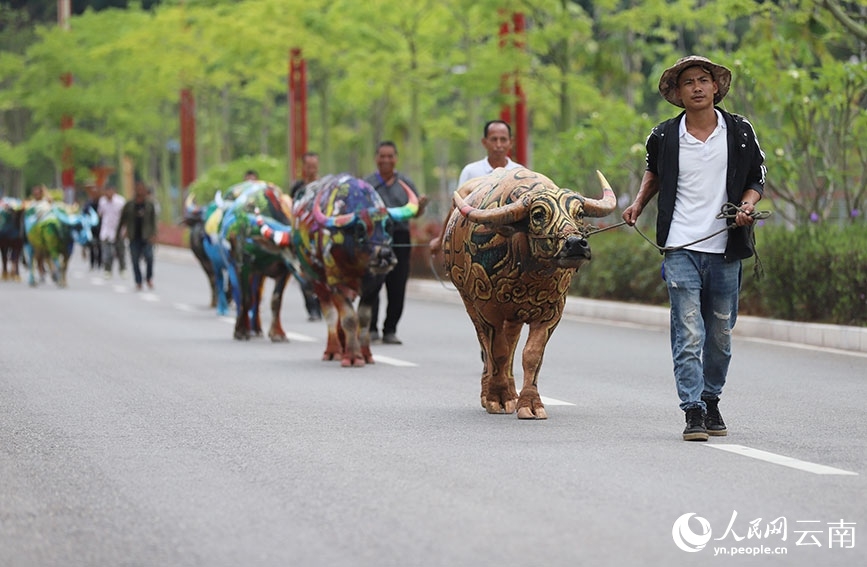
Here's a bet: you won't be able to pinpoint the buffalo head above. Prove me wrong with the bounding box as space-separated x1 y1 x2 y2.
308 174 418 275
452 168 616 268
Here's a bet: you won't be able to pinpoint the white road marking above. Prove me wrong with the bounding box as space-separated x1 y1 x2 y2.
283 332 317 342
540 396 575 406
706 444 858 476
371 355 418 367
174 303 198 312
140 292 158 302
741 337 867 358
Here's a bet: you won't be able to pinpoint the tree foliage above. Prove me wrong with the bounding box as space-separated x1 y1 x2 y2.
0 0 863 232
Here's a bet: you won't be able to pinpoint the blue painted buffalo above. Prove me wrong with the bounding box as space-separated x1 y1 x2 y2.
24 203 98 287
218 180 299 341
182 193 233 316
258 173 418 367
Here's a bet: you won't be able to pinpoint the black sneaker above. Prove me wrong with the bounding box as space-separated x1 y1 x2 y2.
369 330 381 342
702 396 728 436
683 407 709 441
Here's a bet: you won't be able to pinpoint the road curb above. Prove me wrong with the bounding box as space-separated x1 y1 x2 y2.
407 280 867 355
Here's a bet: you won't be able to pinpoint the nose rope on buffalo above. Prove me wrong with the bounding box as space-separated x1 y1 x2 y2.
423 202 772 290
587 202 772 278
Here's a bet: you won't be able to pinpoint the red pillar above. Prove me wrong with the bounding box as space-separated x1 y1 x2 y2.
512 12 528 167
60 72 75 200
59 0 74 203
498 11 528 166
179 88 196 190
498 14 512 127
288 48 307 181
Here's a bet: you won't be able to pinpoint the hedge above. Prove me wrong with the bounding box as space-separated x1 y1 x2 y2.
413 222 867 327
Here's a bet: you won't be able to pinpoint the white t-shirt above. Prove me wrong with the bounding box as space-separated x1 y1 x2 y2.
457 157 522 188
665 110 729 253
97 194 127 242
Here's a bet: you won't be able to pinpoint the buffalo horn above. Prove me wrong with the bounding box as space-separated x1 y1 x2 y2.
580 170 617 218
453 191 530 227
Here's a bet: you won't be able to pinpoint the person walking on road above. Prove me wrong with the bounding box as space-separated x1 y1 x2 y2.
621 55 766 442
362 141 427 345
289 152 323 321
97 185 126 279
118 181 158 291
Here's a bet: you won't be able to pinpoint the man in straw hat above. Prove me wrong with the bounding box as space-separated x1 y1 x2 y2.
622 55 766 441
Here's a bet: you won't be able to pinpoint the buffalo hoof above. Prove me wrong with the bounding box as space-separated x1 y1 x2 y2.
322 351 338 361
234 330 251 341
485 398 517 414
517 391 548 420
269 333 288 343
340 355 366 368
517 406 548 420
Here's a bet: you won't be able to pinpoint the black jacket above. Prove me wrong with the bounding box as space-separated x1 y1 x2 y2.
645 107 766 261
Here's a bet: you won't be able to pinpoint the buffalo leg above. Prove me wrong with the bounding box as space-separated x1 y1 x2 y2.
333 294 364 368
462 298 494 409
249 274 264 337
485 317 519 414
357 297 376 364
515 321 556 420
318 289 343 361
268 272 289 342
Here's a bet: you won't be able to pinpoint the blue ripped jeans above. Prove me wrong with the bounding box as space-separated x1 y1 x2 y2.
663 250 742 412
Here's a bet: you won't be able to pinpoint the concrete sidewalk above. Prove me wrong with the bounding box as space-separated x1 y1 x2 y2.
407 279 867 355
157 245 867 355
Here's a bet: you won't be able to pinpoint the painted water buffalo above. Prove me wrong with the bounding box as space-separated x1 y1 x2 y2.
258 173 418 367
218 180 297 341
0 198 24 281
440 167 616 419
24 204 98 288
182 193 233 315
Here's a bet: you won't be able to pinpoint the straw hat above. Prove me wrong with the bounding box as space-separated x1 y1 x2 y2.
658 55 732 108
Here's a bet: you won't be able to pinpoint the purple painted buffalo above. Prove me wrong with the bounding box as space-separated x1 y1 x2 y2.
258 173 418 367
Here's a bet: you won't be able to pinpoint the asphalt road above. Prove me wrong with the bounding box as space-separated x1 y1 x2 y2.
1 247 864 567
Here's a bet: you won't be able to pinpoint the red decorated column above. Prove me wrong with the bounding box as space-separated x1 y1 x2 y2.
59 0 75 203
179 88 196 190
288 48 307 182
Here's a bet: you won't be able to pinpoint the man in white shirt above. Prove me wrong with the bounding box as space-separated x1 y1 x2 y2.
621 55 765 442
431 120 524 255
97 185 127 278
457 120 523 188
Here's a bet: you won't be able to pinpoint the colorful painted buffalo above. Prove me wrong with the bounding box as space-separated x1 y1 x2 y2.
0 198 24 281
257 173 418 367
218 180 298 341
23 203 98 288
182 194 232 315
440 167 616 419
